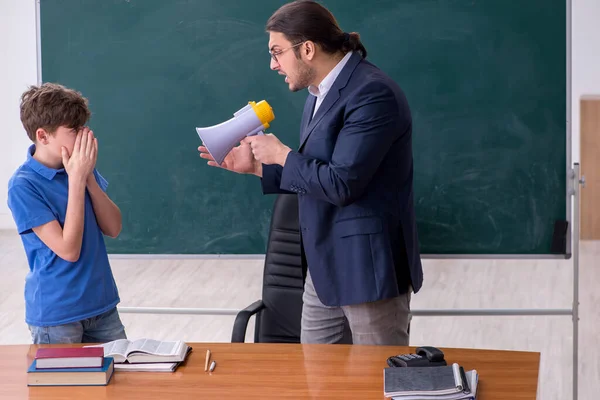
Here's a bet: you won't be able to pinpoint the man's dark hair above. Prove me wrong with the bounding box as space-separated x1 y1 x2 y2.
266 0 367 58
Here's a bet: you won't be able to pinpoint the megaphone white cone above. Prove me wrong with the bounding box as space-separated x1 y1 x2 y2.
196 106 265 165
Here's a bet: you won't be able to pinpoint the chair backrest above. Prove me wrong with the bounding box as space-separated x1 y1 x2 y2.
255 194 304 343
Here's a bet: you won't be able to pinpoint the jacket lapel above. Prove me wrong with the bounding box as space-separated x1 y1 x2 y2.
299 52 363 150
299 95 316 143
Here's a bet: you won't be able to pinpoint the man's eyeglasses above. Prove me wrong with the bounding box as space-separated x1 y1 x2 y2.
269 42 304 63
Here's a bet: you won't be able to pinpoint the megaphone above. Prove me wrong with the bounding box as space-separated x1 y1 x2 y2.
196 100 275 165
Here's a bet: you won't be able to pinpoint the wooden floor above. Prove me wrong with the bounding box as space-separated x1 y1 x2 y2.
0 229 597 399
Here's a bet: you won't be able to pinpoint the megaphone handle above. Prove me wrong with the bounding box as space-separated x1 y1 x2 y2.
247 130 264 137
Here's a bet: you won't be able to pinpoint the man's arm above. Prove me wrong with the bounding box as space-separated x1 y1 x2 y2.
86 171 122 238
280 81 409 206
261 164 294 195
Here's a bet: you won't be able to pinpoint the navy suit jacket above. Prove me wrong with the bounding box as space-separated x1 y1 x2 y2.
261 52 423 307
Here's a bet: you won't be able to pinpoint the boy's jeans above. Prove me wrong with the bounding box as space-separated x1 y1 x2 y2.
28 307 127 344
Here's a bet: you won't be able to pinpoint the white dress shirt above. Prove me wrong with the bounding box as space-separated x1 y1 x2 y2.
308 51 353 116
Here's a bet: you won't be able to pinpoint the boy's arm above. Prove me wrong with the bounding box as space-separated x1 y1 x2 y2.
32 179 87 262
10 130 97 262
9 179 86 263
86 170 122 238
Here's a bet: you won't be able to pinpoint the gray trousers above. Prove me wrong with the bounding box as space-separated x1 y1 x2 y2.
300 271 412 345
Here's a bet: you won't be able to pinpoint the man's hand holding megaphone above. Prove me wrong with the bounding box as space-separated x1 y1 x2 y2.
196 100 291 177
198 132 291 177
245 133 292 167
197 100 290 176
198 140 261 176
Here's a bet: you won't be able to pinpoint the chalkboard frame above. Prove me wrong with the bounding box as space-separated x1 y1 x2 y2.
33 0 573 260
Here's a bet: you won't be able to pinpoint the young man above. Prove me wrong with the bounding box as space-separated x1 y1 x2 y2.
7 83 127 344
199 0 423 345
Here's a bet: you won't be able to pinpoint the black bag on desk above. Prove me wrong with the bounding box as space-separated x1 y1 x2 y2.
386 346 447 368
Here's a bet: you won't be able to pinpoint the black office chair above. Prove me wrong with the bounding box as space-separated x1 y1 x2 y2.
231 194 304 343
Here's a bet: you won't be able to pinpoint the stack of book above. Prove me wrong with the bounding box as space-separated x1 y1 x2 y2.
85 338 192 372
27 348 114 386
383 363 479 400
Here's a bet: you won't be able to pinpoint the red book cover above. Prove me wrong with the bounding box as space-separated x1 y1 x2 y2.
34 347 104 369
35 347 104 359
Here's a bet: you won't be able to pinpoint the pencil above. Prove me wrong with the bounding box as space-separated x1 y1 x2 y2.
204 349 211 371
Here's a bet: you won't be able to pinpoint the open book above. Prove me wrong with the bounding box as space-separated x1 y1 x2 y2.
86 339 191 364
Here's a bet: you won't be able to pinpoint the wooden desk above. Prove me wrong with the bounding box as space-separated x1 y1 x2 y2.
1 343 539 399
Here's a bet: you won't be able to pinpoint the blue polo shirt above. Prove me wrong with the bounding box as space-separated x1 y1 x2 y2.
7 145 120 326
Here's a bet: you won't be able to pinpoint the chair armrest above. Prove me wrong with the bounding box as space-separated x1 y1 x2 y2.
231 300 266 343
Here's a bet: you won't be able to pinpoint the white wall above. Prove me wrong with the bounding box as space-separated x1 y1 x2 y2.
0 0 38 229
571 0 600 161
0 0 598 229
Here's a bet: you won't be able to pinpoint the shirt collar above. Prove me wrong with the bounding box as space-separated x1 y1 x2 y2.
308 51 353 99
24 144 64 180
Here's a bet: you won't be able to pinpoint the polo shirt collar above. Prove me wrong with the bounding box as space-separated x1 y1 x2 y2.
24 144 64 180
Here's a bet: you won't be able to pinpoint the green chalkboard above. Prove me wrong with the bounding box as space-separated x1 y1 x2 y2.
40 0 566 255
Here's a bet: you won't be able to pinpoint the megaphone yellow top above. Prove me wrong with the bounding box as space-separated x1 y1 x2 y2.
249 100 275 129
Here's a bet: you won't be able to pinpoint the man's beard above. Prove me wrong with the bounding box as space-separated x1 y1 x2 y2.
290 60 316 92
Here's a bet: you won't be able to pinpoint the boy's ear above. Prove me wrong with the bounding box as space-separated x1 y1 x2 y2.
36 128 51 144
